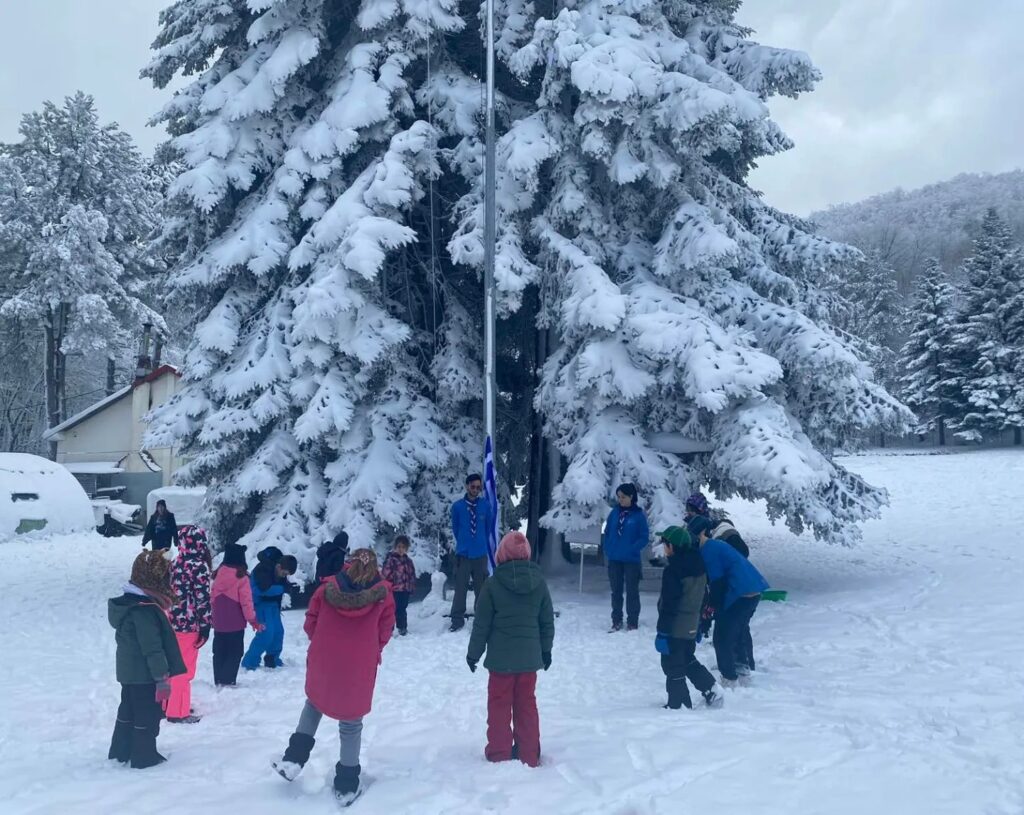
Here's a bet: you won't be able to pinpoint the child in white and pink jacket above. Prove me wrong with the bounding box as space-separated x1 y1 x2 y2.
211 543 262 686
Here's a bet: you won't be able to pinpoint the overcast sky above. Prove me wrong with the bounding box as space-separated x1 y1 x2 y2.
1 0 1021 215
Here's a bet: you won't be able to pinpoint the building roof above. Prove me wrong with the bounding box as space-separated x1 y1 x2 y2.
42 365 180 441
61 461 125 475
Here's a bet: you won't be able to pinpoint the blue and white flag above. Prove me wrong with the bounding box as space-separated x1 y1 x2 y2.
484 435 499 574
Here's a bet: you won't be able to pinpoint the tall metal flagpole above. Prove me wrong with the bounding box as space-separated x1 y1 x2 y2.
482 0 502 566
483 0 497 448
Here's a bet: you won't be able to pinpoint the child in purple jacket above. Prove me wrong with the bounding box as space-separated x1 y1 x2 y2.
381 535 417 636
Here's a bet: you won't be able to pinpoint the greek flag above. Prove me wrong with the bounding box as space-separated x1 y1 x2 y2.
484 435 499 574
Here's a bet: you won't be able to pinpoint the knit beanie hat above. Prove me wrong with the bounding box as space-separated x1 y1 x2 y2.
615 482 638 507
221 543 247 569
130 549 176 609
658 525 693 551
496 531 532 564
332 530 349 551
686 515 715 541
685 492 709 515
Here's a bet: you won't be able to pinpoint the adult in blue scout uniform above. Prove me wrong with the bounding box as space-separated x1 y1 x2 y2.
602 483 649 632
449 473 493 632
688 516 769 684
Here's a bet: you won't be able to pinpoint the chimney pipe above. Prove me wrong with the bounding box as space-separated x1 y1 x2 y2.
134 323 153 382
153 335 163 370
106 358 116 396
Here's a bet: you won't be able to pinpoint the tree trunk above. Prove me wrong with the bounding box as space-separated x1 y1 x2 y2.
44 316 60 460
526 321 547 558
879 431 886 449
43 304 69 460
938 418 946 447
539 326 569 575
1015 426 1022 446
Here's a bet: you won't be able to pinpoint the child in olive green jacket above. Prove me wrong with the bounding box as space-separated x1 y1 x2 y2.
108 550 187 768
466 532 554 767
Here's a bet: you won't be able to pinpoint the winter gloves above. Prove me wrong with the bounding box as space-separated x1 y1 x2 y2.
466 656 478 673
155 677 171 703
542 651 552 671
655 633 671 655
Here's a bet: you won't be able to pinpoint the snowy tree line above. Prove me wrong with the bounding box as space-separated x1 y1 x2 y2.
0 0 915 567
823 200 1024 447
814 169 1024 295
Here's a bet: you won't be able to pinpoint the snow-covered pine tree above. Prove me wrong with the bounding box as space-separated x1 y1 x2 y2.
0 93 163 457
144 0 476 570
489 0 911 543
899 258 960 445
950 208 1024 442
835 249 904 389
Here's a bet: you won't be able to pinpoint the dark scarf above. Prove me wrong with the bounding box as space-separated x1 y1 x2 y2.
617 506 632 536
466 495 479 537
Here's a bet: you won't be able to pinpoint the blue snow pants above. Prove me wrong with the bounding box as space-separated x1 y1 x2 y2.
242 601 284 669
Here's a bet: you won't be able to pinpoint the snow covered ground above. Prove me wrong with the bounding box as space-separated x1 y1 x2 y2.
1 450 1022 815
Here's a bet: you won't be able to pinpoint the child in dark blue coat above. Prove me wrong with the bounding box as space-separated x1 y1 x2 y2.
689 517 768 685
242 546 297 669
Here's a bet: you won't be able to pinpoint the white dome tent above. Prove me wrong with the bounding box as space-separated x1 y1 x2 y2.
0 454 96 540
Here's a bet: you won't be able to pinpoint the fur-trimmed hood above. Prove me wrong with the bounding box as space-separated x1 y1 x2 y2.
324 573 388 616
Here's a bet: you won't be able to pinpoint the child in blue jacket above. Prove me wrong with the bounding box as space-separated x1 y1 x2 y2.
242 546 297 669
688 517 768 684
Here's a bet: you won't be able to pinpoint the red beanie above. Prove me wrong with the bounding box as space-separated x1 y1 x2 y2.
496 531 531 564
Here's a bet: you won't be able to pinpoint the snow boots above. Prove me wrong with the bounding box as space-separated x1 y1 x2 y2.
273 733 315 781
333 762 361 806
702 688 724 708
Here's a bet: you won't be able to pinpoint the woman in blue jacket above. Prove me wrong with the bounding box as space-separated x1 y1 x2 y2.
602 483 650 631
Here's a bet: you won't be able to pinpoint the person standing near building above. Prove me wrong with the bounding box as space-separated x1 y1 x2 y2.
142 500 178 550
449 473 493 632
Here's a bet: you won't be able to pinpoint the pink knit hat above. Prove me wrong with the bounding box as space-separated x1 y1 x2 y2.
496 531 532 564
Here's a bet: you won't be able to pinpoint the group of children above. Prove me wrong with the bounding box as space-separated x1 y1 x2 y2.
106 529 419 785
108 492 767 803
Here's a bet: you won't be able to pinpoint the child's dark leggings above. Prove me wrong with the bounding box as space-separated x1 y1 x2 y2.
212 629 245 686
394 591 410 630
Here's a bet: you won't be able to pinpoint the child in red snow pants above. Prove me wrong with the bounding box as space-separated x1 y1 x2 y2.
486 671 540 767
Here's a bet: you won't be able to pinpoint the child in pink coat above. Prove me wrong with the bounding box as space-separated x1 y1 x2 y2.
273 548 395 806
210 543 262 686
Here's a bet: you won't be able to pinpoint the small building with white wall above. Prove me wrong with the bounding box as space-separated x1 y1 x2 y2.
43 364 185 508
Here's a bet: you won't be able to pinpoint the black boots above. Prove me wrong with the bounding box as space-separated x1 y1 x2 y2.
273 733 315 781
333 763 361 806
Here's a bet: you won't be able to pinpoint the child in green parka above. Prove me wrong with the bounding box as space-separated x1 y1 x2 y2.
466 531 554 768
654 527 723 710
108 550 187 768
